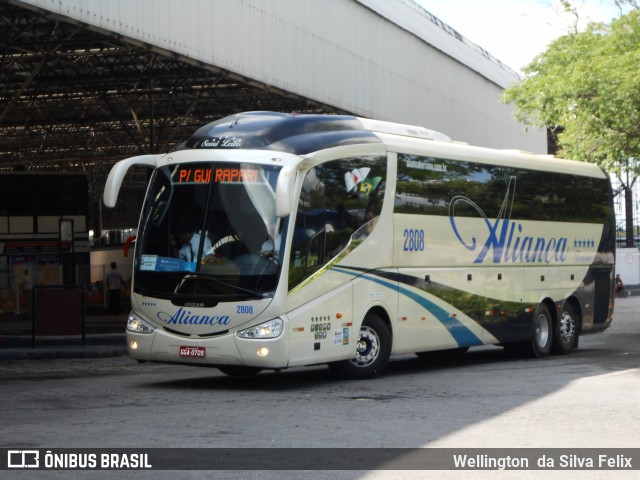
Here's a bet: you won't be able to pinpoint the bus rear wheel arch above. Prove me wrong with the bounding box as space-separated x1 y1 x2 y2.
328 311 391 379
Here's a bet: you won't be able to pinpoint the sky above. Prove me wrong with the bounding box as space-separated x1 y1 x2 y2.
416 0 631 73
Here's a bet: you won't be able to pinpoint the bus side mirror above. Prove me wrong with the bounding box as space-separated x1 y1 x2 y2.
103 155 160 208
275 165 296 218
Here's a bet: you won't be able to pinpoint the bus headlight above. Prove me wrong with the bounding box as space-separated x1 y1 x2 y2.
127 312 156 334
237 318 283 339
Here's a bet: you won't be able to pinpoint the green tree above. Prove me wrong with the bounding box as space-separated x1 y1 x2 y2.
502 8 640 246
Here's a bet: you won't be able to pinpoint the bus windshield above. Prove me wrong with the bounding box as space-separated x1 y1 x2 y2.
134 161 284 301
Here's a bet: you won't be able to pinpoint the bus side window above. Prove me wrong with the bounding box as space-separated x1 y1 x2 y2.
288 156 386 291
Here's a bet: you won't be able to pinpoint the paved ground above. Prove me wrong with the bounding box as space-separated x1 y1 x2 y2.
0 295 638 479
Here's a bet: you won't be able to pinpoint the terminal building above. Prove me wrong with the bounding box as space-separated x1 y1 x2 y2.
0 0 547 317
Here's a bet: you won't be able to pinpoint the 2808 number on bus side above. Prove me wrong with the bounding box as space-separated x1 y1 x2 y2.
403 228 425 252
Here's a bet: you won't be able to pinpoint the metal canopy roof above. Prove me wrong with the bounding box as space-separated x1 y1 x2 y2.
0 0 341 184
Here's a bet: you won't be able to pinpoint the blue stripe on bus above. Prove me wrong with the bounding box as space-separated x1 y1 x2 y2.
332 267 483 347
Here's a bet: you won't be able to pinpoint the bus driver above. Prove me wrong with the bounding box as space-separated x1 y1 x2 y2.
176 227 213 263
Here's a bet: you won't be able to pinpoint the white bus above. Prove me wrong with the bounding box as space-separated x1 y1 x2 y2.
104 112 615 379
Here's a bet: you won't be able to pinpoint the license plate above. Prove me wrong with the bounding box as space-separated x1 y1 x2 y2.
179 346 206 358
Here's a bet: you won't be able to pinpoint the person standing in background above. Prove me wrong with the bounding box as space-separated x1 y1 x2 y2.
106 262 125 315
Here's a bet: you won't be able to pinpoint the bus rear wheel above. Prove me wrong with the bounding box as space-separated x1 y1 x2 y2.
504 303 553 358
552 302 578 355
527 303 553 358
329 313 391 379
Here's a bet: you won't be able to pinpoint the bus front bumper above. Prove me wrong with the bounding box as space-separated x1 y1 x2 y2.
126 327 290 369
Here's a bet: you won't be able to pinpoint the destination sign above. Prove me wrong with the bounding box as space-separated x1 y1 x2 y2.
176 167 260 184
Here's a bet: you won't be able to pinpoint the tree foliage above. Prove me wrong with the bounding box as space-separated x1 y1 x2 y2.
502 8 640 244
503 9 640 176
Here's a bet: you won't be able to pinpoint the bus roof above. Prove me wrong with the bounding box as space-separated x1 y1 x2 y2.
174 111 382 155
173 111 605 179
377 132 606 179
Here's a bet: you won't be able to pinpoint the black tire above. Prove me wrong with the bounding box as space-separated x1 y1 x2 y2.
504 303 553 358
552 302 578 355
217 365 263 377
530 303 553 358
328 313 391 379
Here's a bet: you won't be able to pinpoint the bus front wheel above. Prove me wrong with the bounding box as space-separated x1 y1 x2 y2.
328 313 391 379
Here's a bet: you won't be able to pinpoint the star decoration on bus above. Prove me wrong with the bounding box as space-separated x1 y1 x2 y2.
574 239 596 248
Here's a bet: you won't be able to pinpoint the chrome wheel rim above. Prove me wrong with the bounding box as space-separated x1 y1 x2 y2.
535 313 550 347
349 326 380 368
559 310 575 345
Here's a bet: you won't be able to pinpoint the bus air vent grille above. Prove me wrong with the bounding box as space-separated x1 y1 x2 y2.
163 326 193 337
198 330 230 338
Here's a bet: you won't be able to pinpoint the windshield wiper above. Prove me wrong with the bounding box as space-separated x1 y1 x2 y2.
174 274 265 299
